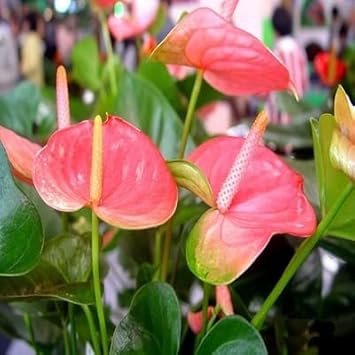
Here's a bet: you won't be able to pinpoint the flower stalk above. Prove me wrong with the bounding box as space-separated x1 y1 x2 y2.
99 10 118 95
252 182 353 329
178 70 203 159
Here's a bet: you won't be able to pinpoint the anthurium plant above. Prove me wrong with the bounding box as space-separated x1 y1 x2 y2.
1 0 355 354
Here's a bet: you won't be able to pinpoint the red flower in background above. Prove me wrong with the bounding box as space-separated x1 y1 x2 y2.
91 0 117 10
152 1 293 96
314 51 346 87
186 112 316 284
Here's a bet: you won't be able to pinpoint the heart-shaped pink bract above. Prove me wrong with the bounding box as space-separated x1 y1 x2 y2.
0 126 41 183
33 116 178 229
108 0 159 41
186 136 316 284
152 8 292 96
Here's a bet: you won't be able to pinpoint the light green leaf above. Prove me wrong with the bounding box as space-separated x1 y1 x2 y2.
311 114 355 240
71 36 101 91
167 159 214 206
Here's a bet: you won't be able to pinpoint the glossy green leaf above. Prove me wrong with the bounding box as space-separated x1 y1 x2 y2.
110 282 181 355
19 183 62 239
311 114 355 240
41 233 91 283
138 59 182 113
71 36 101 91
0 233 93 304
0 81 40 137
167 159 214 206
109 69 194 158
0 144 43 276
197 316 267 355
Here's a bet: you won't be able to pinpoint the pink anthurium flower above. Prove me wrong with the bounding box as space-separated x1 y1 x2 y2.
151 3 293 96
108 0 159 41
0 66 69 183
33 115 178 229
186 111 317 285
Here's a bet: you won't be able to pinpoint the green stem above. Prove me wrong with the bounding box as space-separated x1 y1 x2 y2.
92 211 109 355
160 222 173 282
252 183 353 330
82 305 101 355
201 283 211 337
99 10 117 95
68 303 78 355
63 322 70 355
23 313 40 355
160 71 204 282
178 70 203 159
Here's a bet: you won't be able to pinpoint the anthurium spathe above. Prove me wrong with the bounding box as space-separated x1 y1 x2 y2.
186 112 316 285
33 115 178 229
151 5 292 95
0 126 40 183
330 85 355 179
108 0 159 41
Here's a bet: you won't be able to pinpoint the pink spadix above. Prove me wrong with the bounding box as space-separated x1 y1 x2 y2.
217 112 268 213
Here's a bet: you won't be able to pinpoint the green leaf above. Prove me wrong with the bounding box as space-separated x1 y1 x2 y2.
167 159 214 206
41 233 91 283
196 316 267 355
0 233 93 304
71 36 102 91
18 183 62 240
0 144 43 276
138 59 182 113
0 81 40 137
311 114 355 240
0 262 93 304
136 263 157 289
106 69 194 158
110 282 181 355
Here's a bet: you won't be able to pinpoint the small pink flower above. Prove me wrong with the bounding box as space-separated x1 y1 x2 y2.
186 112 317 284
187 306 214 334
108 0 159 41
187 285 234 334
152 2 292 96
